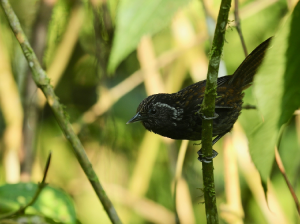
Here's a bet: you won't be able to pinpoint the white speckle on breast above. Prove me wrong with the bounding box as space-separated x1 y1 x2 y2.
154 102 184 120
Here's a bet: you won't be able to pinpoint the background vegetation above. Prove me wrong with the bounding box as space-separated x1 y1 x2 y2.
0 0 299 223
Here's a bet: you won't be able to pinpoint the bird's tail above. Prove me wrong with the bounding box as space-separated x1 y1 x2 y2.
228 37 272 90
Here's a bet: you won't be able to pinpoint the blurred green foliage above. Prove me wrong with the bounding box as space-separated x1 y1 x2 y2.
0 183 77 223
251 1 300 184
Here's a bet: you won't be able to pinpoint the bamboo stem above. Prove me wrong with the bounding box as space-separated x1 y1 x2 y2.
0 1 122 223
200 0 232 223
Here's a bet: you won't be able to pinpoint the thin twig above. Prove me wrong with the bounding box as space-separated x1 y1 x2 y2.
275 147 300 215
0 152 52 219
234 0 248 57
0 1 122 223
200 0 232 223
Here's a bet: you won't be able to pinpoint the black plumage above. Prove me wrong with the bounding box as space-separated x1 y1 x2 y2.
127 38 271 149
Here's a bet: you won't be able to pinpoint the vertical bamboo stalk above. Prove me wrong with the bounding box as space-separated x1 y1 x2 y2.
0 1 122 223
200 0 232 223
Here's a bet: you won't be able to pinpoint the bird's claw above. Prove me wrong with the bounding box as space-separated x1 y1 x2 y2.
201 113 219 120
242 104 256 110
197 149 218 163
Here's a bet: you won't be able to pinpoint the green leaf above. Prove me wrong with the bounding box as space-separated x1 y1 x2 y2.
250 2 300 183
278 120 300 180
0 214 65 224
280 8 300 125
108 0 192 73
0 183 77 224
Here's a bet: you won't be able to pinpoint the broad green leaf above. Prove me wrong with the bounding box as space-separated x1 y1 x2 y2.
108 0 192 73
279 7 300 124
278 120 300 180
251 2 300 183
0 183 77 224
0 214 65 224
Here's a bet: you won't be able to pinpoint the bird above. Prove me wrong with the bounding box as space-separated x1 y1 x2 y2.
127 38 271 162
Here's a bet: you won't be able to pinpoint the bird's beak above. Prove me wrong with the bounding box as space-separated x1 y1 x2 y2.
126 112 147 124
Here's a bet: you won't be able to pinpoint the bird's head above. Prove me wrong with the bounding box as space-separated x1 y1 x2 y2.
126 94 184 133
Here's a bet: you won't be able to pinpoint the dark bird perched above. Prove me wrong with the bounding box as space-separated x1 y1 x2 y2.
127 38 271 162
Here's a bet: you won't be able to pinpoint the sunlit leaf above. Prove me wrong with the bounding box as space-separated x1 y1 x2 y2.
0 183 77 224
108 0 192 73
250 2 300 183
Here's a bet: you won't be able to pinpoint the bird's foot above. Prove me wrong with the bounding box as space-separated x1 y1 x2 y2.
197 149 218 163
201 113 219 120
215 105 233 109
242 104 256 110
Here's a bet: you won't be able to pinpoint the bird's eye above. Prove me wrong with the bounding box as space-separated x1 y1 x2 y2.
149 108 156 114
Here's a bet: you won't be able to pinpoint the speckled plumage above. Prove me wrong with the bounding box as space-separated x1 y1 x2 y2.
127 38 271 143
